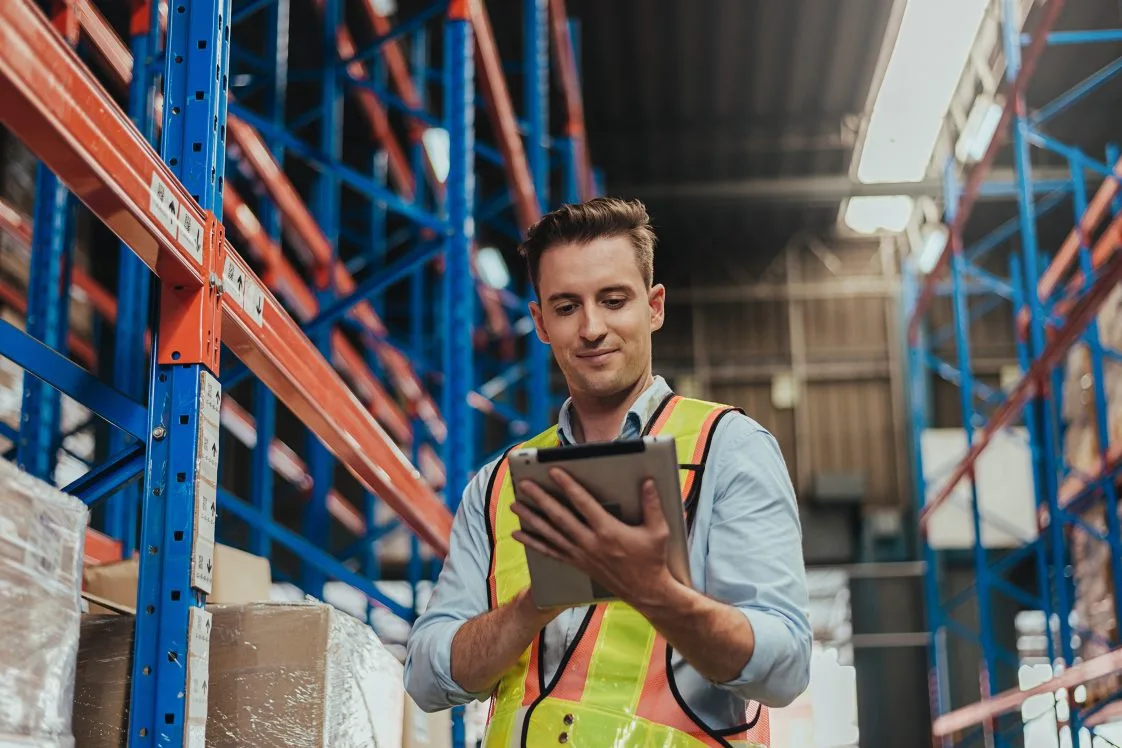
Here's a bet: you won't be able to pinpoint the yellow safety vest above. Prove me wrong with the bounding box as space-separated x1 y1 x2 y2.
482 394 770 748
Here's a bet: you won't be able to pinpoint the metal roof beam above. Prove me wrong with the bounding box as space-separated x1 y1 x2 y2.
614 167 1080 204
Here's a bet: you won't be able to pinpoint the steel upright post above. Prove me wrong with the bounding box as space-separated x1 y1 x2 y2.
304 0 344 599
129 0 232 743
525 0 551 433
18 0 80 484
443 0 475 514
107 0 160 551
1001 6 1080 741
19 165 74 483
903 262 951 746
249 0 288 560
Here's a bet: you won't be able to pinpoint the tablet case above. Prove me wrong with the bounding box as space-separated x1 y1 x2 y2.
507 435 692 608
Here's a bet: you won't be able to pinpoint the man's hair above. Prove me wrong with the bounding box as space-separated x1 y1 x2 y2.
518 197 657 296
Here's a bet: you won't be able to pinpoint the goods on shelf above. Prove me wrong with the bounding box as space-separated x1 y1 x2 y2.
1061 286 1122 707
0 459 88 747
82 542 272 613
73 601 405 747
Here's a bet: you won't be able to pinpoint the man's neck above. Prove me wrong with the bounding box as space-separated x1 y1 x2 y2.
570 373 655 444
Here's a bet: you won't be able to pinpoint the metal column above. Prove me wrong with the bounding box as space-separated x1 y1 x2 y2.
129 0 231 743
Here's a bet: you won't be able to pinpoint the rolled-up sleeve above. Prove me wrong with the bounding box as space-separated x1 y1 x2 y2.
404 463 497 712
705 418 812 708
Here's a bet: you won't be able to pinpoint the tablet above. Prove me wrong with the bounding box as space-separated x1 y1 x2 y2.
507 435 692 608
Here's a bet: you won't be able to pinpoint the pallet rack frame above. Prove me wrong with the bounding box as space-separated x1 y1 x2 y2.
905 1 1122 745
0 0 597 743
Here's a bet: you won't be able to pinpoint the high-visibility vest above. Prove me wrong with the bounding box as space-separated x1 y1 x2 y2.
482 394 771 748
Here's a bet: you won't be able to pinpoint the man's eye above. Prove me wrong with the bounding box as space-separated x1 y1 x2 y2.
604 298 626 309
555 304 576 315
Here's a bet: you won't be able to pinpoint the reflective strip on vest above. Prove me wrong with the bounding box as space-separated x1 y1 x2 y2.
482 395 771 748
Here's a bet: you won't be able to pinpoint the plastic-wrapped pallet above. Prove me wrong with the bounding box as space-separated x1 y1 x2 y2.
73 601 405 747
0 459 88 747
1070 503 1119 705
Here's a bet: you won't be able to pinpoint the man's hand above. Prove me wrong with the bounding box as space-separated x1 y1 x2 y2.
511 468 677 609
511 468 758 685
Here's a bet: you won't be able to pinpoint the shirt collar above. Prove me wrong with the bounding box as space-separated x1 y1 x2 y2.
556 375 673 445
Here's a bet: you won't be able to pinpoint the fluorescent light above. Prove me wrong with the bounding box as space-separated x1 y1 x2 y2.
843 196 915 234
917 223 949 274
422 127 450 183
369 0 396 15
956 96 1003 164
475 247 511 290
857 0 990 184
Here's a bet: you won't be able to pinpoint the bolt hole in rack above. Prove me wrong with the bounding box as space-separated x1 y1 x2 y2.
904 0 1122 746
0 0 597 743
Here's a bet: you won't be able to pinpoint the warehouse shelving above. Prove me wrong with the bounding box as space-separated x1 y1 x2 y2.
0 0 597 743
905 0 1122 745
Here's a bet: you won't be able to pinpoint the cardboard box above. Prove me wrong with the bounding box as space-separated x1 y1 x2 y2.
73 602 405 747
403 696 452 748
0 460 88 747
83 543 272 614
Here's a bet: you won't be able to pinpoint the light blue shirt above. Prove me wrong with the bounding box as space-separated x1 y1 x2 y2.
405 376 812 728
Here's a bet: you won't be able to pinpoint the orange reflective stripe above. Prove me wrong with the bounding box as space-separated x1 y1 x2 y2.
681 404 727 498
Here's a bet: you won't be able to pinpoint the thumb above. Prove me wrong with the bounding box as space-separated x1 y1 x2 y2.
641 479 666 530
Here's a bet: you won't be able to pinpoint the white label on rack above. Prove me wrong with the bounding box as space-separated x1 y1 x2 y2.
191 533 214 593
192 370 220 594
186 724 206 748
148 173 179 239
176 205 204 264
244 277 265 326
188 607 212 656
223 257 246 308
186 657 210 724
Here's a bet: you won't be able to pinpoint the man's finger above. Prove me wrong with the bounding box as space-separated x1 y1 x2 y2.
548 468 614 530
518 479 596 545
512 500 579 555
641 479 668 532
512 530 567 563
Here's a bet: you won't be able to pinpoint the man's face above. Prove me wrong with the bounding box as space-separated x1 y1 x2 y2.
529 236 665 400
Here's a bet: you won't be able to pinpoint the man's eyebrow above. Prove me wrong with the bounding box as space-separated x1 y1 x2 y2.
546 285 634 303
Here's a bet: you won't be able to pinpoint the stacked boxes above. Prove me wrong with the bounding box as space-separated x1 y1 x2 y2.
73 601 406 747
1061 284 1122 706
0 459 88 746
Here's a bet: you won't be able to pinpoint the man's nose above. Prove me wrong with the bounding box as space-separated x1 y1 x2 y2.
580 307 607 342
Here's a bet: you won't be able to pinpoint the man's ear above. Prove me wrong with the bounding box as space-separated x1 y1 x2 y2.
649 284 666 332
530 301 550 344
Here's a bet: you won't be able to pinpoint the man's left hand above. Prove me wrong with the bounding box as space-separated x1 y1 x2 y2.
511 468 678 609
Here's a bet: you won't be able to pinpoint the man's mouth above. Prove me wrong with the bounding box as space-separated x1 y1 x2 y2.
576 349 617 364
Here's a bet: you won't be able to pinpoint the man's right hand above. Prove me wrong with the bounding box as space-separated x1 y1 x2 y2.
449 586 565 695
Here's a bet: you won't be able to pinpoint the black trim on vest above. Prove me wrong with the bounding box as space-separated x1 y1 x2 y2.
683 408 740 533
641 392 678 437
520 605 598 748
484 443 522 611
664 644 736 748
714 702 763 735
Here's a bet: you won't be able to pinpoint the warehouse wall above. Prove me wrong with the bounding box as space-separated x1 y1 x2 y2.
656 236 909 511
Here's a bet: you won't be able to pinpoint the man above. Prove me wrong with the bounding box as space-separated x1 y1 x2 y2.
405 198 811 747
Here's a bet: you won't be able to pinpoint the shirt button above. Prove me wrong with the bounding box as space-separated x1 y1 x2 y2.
559 732 569 743
563 714 574 726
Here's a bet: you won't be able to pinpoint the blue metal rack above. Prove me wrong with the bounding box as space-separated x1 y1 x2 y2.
0 0 599 744
905 2 1122 745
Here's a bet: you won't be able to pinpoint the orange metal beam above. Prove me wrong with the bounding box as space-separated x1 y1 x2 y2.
0 0 452 554
67 0 427 447
1016 156 1122 338
84 527 124 565
548 0 594 201
907 0 1067 343
918 224 1122 531
470 1 541 234
932 648 1122 738
1 195 413 538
